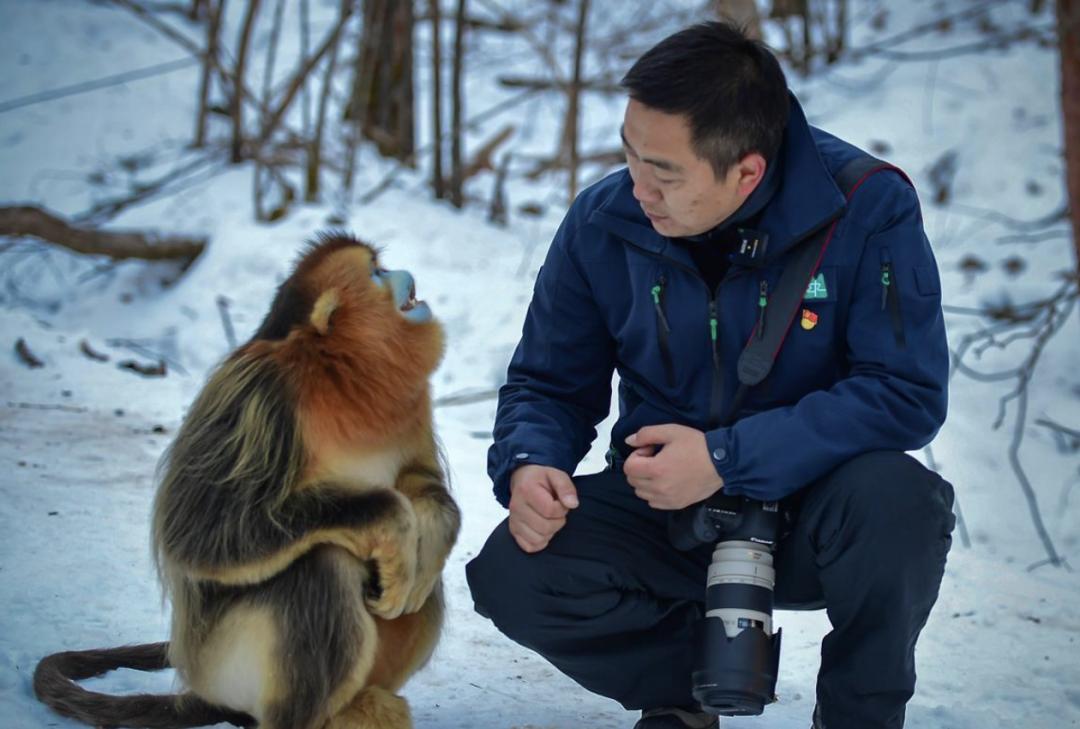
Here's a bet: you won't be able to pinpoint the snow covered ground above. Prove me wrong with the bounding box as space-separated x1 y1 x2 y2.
1 0 1078 727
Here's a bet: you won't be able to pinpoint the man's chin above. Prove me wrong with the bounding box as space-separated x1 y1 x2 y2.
649 217 684 237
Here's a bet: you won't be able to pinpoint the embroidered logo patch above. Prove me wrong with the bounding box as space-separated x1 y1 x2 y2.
804 273 829 300
801 308 819 330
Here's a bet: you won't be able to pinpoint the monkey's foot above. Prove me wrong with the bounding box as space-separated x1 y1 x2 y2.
328 686 412 729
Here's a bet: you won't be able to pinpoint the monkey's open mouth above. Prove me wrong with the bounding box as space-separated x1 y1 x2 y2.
400 285 421 312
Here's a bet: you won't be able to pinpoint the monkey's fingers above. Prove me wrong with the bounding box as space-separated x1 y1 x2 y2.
365 550 417 619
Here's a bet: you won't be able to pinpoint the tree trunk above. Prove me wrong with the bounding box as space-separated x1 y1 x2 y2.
345 0 416 162
716 0 762 39
431 0 445 199
306 2 345 202
231 0 263 163
565 0 589 204
450 0 467 207
1059 0 1080 270
194 0 226 148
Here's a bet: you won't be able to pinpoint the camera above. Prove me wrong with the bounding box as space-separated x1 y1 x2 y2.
669 493 784 716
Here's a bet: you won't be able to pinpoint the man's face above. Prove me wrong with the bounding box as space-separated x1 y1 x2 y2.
621 98 765 238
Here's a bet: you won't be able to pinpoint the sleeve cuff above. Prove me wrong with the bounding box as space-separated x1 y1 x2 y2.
491 450 572 508
704 427 740 495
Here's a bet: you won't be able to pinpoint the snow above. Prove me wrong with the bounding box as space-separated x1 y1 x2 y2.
1 0 1078 727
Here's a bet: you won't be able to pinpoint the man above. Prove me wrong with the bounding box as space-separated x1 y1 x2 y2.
466 21 956 729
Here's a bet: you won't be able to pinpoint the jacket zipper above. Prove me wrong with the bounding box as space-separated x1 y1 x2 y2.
708 296 723 426
612 208 847 430
620 242 742 429
879 247 907 348
652 275 676 387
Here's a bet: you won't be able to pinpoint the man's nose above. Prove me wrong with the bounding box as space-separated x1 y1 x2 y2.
632 178 661 204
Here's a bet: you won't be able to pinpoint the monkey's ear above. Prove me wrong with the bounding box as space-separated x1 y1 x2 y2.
310 288 339 335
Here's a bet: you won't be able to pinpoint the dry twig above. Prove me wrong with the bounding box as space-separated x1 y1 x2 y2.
15 338 44 368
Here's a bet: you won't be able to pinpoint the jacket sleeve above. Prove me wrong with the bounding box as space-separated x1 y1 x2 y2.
487 217 617 507
704 180 949 502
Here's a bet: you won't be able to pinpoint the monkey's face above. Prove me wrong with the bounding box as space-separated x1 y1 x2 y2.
252 234 445 396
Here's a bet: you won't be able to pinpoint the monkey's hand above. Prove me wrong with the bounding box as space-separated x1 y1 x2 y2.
362 495 420 620
401 536 448 615
395 464 461 615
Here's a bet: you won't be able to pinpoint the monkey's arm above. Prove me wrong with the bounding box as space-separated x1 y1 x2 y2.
395 461 461 614
156 484 418 600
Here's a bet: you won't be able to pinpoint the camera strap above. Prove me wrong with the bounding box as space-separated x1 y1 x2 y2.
720 154 911 427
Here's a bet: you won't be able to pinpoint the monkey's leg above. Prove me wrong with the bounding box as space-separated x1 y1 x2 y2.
190 548 380 729
394 464 461 614
366 581 446 694
325 686 411 729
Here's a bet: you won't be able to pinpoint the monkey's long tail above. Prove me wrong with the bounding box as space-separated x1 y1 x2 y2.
33 642 255 728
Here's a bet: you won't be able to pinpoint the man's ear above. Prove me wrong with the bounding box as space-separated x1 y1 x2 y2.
735 152 767 196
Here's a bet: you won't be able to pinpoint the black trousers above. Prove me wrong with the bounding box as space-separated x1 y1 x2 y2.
465 451 956 729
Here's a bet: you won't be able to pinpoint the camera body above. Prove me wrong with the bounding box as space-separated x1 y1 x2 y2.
669 492 784 716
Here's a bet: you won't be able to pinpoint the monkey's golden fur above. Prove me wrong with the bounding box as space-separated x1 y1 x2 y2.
34 234 460 729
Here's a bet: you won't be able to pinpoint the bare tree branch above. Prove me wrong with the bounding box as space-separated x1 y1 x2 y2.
948 274 1079 571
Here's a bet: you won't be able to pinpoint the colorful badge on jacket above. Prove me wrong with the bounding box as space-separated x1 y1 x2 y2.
801 308 819 330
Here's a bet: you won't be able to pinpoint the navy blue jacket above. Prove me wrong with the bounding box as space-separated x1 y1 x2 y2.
488 96 948 507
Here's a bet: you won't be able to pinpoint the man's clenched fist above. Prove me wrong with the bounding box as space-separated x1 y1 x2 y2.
508 464 579 553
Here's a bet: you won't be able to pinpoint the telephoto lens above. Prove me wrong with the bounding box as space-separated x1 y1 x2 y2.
707 540 775 639
683 497 783 717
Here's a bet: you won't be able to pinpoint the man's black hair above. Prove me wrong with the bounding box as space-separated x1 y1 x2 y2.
620 21 790 178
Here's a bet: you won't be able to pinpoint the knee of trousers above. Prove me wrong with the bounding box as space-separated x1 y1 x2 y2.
813 450 956 554
466 519 565 640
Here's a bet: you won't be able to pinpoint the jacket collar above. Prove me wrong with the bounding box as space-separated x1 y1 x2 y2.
587 93 847 268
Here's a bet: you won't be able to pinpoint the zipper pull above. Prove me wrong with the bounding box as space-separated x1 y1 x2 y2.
652 277 670 333
709 300 720 371
757 280 768 340
880 263 891 311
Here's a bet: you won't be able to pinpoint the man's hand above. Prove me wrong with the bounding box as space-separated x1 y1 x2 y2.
508 464 579 553
623 424 724 510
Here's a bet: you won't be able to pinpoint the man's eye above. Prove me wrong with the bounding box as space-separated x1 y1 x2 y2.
657 178 677 185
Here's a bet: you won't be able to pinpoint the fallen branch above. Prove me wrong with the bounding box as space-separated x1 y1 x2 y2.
525 146 623 180
106 337 188 375
118 359 168 377
434 388 499 408
216 294 238 349
5 401 88 413
15 338 44 368
461 124 516 181
497 75 620 93
0 206 205 263
79 339 111 362
1035 417 1080 451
